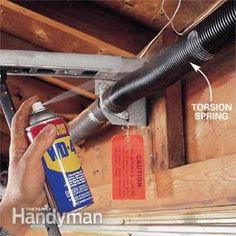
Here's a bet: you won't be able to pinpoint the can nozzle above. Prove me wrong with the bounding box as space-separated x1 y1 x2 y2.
32 101 46 113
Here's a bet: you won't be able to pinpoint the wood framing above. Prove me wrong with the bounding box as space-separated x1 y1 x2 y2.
149 81 185 171
36 76 97 101
16 1 156 55
183 45 236 163
165 81 185 168
155 154 236 209
0 0 134 57
97 0 224 31
82 153 236 213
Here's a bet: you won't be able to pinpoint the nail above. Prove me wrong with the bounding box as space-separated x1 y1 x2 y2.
44 124 56 136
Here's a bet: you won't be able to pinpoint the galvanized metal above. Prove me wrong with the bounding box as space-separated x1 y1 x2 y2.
95 80 147 127
0 50 146 80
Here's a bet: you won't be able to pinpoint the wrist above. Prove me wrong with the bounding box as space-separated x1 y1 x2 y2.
0 199 29 236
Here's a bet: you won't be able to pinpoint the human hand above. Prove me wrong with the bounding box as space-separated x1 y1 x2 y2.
0 96 57 235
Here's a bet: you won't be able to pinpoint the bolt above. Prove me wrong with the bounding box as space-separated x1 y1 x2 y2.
122 111 129 119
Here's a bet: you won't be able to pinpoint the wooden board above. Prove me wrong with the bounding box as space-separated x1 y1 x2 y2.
183 46 236 163
149 81 185 171
97 0 221 31
81 152 236 213
25 228 125 236
103 205 236 223
155 154 236 209
0 31 43 51
0 0 134 57
16 1 156 55
165 82 185 168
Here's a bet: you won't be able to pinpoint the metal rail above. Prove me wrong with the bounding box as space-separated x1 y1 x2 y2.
0 50 145 80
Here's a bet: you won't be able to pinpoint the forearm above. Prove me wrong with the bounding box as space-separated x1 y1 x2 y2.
0 200 29 236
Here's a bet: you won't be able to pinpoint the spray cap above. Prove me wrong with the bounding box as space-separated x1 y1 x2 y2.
32 101 46 113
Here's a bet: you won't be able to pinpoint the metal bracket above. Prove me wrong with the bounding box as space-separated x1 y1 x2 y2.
95 80 147 127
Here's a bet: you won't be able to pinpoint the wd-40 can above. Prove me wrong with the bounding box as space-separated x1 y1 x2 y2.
26 101 93 213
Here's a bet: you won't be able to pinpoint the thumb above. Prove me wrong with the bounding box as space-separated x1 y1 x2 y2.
23 124 57 164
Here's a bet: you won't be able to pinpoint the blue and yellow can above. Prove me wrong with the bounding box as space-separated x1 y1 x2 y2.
26 102 93 213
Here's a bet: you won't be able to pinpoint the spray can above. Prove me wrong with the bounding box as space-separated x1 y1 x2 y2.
26 102 93 214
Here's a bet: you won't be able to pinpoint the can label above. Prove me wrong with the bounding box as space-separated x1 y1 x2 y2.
44 136 80 172
26 117 93 213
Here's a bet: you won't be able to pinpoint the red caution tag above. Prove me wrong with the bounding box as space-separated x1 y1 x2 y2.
112 134 145 200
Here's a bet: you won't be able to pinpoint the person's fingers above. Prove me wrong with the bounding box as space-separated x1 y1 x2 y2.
74 144 81 154
23 124 57 165
10 96 39 160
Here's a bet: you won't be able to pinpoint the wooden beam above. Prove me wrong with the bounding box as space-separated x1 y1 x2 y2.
165 81 185 168
84 154 236 213
4 75 90 113
97 0 223 32
103 205 236 223
155 154 236 209
149 93 169 171
0 0 134 57
150 81 185 171
0 31 43 51
25 229 126 236
36 76 97 101
16 1 156 55
58 113 77 121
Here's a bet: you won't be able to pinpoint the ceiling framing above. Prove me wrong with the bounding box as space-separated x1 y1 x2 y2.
0 0 222 160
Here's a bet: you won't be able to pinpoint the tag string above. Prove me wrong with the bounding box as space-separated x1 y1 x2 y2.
122 125 130 137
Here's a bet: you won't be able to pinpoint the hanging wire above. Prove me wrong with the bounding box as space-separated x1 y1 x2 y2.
162 0 226 36
161 0 184 36
138 0 225 58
